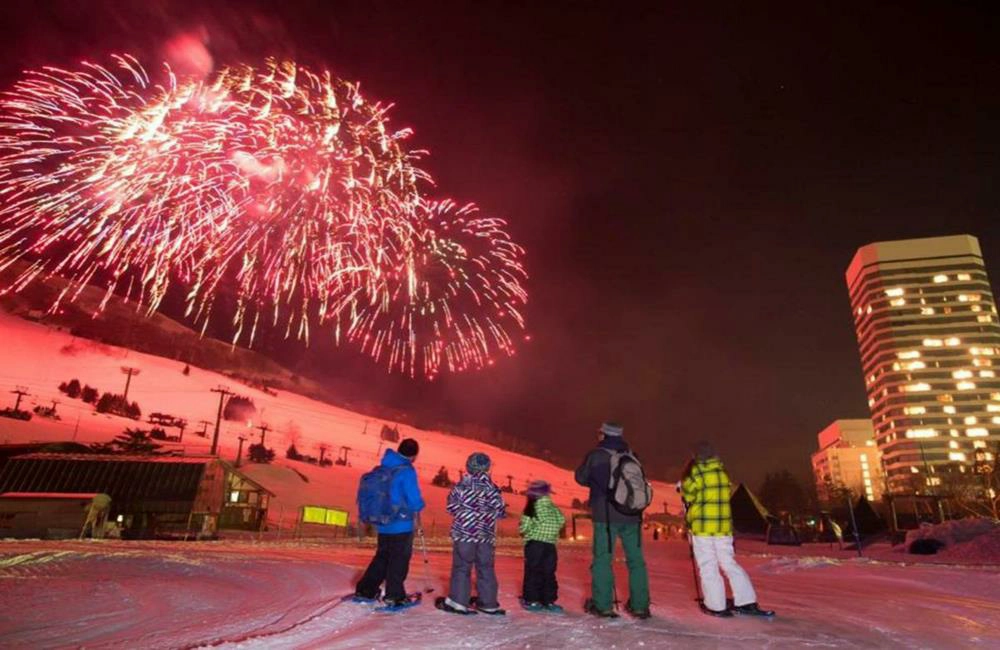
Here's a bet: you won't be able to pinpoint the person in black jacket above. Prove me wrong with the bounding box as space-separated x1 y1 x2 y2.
574 421 650 618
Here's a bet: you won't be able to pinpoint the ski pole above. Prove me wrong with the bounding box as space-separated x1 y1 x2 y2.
417 516 435 594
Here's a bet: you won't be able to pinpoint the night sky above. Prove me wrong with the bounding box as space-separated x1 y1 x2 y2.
3 1 999 487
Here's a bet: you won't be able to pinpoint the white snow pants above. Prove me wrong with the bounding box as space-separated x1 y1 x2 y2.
692 535 756 612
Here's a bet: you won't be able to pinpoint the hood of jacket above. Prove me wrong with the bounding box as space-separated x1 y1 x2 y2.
381 448 412 469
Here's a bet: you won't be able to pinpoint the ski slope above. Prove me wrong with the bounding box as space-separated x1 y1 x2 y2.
0 537 997 649
0 311 681 533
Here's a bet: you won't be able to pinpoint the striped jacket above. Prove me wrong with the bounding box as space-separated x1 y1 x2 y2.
446 473 506 544
681 457 733 536
519 496 566 544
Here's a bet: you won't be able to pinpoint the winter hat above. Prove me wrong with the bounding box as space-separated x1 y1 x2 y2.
466 452 492 474
694 440 716 461
599 421 624 437
398 438 420 459
526 480 551 498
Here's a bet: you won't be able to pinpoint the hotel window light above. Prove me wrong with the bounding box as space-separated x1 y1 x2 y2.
933 274 948 283
957 381 976 390
967 428 989 437
957 273 972 281
952 370 973 379
885 288 904 297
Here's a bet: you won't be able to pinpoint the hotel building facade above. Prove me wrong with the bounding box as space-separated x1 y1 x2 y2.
811 419 883 504
846 235 1000 494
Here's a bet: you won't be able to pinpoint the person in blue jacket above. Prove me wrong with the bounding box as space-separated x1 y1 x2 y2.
355 438 426 605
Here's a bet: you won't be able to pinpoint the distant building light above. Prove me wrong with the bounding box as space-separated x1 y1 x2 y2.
885 288 905 297
957 273 972 281
964 416 979 425
944 405 957 414
957 381 977 390
890 298 906 307
905 428 937 438
923 338 943 347
933 274 948 283
230 491 240 503
945 337 961 347
904 406 927 415
905 383 932 392
953 370 973 379
967 428 989 437
921 307 936 315
898 350 921 360
949 452 967 462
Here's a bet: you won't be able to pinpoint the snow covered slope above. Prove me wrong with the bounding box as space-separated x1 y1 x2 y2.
0 311 681 532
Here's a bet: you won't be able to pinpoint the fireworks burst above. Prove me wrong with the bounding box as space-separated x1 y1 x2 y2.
0 56 526 377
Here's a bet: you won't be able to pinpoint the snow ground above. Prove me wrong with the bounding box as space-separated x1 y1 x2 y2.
1 538 998 649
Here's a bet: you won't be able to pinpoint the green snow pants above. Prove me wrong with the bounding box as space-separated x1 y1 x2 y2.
590 522 650 611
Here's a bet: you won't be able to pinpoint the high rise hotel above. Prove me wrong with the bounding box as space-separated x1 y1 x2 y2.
846 235 1000 494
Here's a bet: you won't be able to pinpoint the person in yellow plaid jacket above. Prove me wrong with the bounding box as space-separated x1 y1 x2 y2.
681 441 769 617
519 480 565 611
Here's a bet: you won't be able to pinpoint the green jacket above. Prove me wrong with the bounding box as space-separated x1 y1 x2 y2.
681 457 733 536
519 496 565 544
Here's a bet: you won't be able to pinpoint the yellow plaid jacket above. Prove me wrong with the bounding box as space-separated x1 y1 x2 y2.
681 457 733 536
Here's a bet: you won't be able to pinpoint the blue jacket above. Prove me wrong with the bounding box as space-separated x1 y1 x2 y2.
377 449 426 534
574 436 640 524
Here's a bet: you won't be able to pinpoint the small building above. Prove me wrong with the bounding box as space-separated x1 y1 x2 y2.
0 492 104 539
0 453 273 539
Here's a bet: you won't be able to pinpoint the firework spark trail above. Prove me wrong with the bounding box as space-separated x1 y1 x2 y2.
0 56 527 377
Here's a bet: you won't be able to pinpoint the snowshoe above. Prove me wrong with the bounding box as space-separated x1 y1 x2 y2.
469 596 506 615
351 593 379 604
698 602 733 618
375 593 422 613
584 598 619 618
435 596 478 615
521 600 545 612
624 599 650 619
543 603 565 614
731 602 775 618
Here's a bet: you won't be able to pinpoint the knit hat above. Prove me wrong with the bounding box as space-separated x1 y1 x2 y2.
466 452 491 474
398 438 419 459
526 480 551 498
694 440 716 461
599 421 624 437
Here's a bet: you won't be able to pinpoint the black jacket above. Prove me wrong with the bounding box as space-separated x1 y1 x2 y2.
574 437 642 524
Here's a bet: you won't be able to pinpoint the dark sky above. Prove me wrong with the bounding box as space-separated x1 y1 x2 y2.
3 1 1000 487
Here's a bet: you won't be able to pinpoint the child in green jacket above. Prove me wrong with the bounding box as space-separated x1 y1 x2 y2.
519 480 566 611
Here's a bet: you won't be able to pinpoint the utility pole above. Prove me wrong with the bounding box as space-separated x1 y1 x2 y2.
49 399 60 415
177 420 187 444
120 366 141 401
236 435 247 467
10 386 29 412
256 423 271 447
197 420 212 438
209 386 234 456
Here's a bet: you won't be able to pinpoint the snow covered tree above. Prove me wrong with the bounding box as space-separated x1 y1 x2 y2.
106 428 163 455
248 442 275 463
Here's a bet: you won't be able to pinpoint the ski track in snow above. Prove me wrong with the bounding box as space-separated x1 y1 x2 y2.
0 539 998 649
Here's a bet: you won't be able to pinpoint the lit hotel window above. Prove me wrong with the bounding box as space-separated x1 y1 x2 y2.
957 273 972 281
944 405 957 414
904 406 926 415
945 337 961 346
953 370 973 379
972 304 982 312
933 274 948 283
923 338 943 347
890 298 906 307
981 370 996 378
978 315 993 323
905 428 936 438
885 288 904 297
957 381 976 390
949 452 967 462
921 307 935 315
967 428 989 437
905 383 931 392
964 416 978 425
898 350 921 360
902 361 925 370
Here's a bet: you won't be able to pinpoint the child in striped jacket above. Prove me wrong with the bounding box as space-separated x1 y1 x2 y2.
438 452 507 615
519 480 566 612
